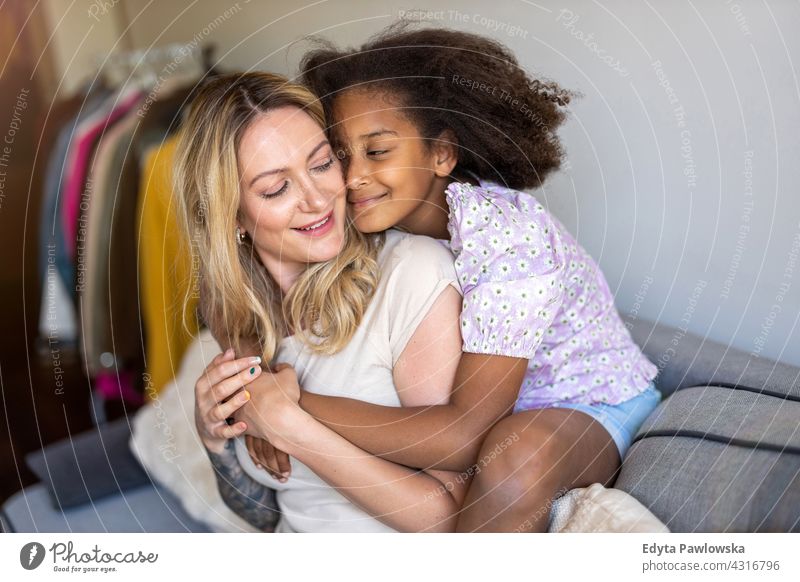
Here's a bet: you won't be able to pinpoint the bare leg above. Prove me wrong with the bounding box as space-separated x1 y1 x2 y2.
456 408 621 532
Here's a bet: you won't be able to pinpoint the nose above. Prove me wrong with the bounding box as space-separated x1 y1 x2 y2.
346 155 371 191
297 178 329 213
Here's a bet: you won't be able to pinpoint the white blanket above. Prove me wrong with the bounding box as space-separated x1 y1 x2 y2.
128 328 258 532
130 328 669 533
548 483 669 533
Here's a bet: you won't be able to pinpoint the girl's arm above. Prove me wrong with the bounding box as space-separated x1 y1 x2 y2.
239 288 527 474
263 405 468 532
300 352 527 472
237 285 471 532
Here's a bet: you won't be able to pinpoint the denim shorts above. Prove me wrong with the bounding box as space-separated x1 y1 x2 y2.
546 381 662 460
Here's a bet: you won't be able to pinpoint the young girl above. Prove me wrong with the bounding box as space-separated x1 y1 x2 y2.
245 25 661 532
176 71 471 532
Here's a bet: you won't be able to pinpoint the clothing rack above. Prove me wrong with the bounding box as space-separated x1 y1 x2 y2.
36 42 216 422
94 42 209 89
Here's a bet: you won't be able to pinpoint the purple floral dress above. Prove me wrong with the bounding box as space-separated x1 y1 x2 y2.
442 180 658 412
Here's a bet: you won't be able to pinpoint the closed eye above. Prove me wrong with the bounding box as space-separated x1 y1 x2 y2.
311 158 335 173
260 181 288 199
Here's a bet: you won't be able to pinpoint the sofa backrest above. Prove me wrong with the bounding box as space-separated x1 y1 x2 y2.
621 315 799 399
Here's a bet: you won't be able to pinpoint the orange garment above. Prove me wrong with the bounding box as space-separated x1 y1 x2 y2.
138 134 199 397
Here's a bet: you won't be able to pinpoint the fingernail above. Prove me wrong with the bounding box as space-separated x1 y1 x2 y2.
250 356 262 364
225 348 234 356
256 464 262 469
249 367 256 375
281 472 289 477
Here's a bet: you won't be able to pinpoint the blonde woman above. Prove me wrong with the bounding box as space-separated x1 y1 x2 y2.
174 72 468 532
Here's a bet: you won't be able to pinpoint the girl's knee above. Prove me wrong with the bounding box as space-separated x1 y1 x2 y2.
472 422 564 496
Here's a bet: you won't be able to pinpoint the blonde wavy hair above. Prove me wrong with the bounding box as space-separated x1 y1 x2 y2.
174 72 383 363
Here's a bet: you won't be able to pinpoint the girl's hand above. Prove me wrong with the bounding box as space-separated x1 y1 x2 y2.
235 363 303 451
245 435 292 482
194 347 263 454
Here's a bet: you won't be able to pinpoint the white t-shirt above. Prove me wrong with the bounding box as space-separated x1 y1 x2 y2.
234 230 460 533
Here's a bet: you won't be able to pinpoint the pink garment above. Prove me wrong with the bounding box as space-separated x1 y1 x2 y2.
61 90 142 259
95 370 144 405
443 180 658 409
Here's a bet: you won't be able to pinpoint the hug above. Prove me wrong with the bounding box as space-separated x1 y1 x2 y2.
176 24 661 533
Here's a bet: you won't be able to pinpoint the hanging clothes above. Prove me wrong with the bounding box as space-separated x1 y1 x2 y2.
99 86 203 400
79 89 203 401
36 42 213 409
80 108 142 388
33 90 85 352
38 86 113 344
62 88 144 262
137 133 200 397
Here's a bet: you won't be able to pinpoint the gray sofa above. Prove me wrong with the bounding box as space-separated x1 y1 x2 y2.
618 316 799 532
3 315 798 533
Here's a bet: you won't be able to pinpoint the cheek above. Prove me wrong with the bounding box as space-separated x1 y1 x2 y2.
247 199 295 235
383 152 431 191
321 165 346 195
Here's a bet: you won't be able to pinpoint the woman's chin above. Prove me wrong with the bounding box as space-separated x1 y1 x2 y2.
305 234 347 263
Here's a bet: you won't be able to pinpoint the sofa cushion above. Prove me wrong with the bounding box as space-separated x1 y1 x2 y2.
24 416 151 509
615 384 800 532
635 385 800 451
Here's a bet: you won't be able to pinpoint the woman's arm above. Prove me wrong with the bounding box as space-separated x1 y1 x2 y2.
236 369 469 532
206 439 280 532
192 345 279 531
236 286 472 532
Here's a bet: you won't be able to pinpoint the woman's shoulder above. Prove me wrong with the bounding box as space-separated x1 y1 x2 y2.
376 229 459 294
373 231 460 365
380 229 454 268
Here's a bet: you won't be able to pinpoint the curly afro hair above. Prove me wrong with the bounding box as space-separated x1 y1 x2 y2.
300 22 577 191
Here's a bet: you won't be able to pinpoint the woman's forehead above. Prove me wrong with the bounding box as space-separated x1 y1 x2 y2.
238 109 327 170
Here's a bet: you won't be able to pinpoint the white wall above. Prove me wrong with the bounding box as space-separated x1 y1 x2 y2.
45 0 800 367
41 0 133 96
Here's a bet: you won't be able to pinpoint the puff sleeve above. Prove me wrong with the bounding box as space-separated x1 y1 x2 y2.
445 182 567 359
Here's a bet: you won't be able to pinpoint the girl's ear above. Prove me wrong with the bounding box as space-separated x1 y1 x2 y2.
432 129 458 178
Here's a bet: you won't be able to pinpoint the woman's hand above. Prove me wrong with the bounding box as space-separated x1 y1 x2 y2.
242 364 298 482
245 435 292 482
235 363 304 452
194 347 264 454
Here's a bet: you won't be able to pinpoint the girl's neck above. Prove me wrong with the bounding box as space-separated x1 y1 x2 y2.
396 176 454 240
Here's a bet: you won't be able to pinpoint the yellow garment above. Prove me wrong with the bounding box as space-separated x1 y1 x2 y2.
138 134 199 397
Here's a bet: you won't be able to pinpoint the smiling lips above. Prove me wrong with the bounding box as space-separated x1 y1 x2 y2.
292 210 335 237
349 192 388 212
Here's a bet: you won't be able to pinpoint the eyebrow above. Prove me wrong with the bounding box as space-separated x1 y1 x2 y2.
248 139 330 188
359 129 398 140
